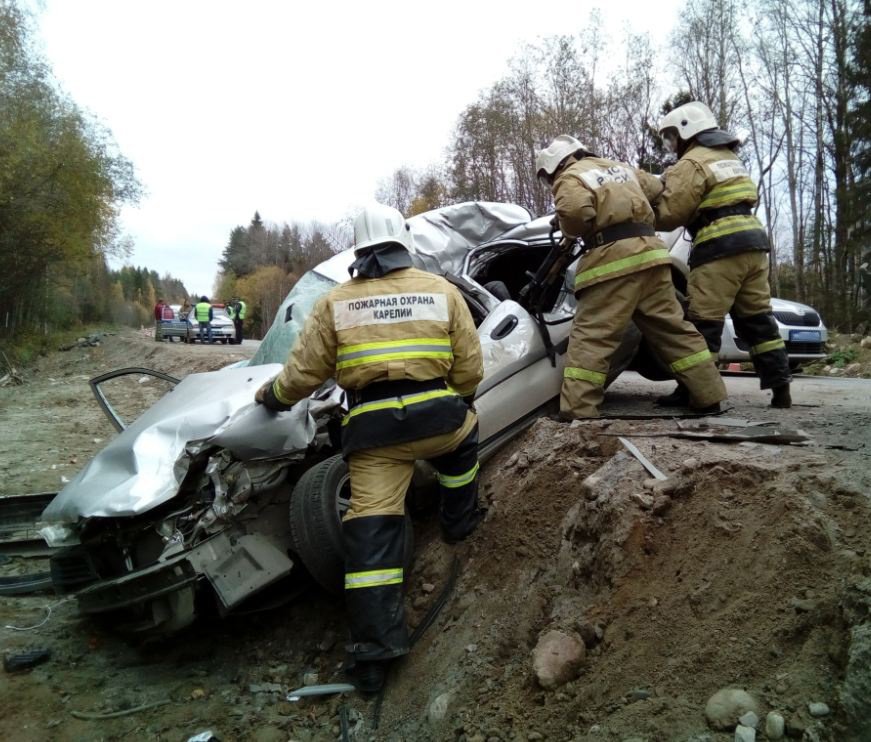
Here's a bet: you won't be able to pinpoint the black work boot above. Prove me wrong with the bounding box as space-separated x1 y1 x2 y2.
353 660 387 694
656 384 690 408
442 508 485 544
770 384 792 408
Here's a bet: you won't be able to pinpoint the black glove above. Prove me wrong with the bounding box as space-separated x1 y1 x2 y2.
255 379 294 412
463 394 477 413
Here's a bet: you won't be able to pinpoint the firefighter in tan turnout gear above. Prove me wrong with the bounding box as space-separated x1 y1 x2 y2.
255 204 484 693
535 135 727 418
654 101 792 408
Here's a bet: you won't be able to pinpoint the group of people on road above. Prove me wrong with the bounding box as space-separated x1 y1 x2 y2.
254 99 791 695
153 295 247 345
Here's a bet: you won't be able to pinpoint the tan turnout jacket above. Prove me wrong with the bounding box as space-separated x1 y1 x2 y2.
553 155 669 293
272 266 482 404
655 143 768 268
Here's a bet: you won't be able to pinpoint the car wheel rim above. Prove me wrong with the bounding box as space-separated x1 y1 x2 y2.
335 472 352 519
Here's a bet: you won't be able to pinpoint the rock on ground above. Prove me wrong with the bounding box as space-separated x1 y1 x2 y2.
704 688 761 731
531 629 586 690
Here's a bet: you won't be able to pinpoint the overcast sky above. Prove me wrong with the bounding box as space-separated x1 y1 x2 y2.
34 0 678 296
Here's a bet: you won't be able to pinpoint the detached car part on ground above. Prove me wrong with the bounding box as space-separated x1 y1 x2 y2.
40 202 825 636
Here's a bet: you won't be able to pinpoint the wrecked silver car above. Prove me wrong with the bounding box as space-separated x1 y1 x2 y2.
40 202 672 635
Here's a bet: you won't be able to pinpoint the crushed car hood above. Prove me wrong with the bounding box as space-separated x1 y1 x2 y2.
42 364 341 523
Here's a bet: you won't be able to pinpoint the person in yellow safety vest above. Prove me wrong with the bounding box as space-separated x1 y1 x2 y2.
194 296 213 344
654 101 792 408
255 204 484 694
535 135 727 419
226 296 247 345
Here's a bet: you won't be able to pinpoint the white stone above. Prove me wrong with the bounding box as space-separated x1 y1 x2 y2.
704 688 761 731
427 692 452 723
738 711 759 728
682 457 700 470
581 475 601 499
860 336 871 349
531 629 586 690
734 724 756 742
807 701 830 717
764 712 785 739
631 492 654 509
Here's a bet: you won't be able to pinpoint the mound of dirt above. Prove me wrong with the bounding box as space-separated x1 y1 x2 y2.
382 418 871 741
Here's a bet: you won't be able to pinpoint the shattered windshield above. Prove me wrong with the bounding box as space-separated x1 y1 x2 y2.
249 271 338 366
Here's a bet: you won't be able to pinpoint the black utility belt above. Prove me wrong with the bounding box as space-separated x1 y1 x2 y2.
591 222 656 247
347 377 447 406
689 204 752 237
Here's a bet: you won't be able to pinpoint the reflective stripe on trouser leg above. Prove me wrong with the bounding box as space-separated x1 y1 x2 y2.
630 266 726 408
430 423 480 541
343 514 410 662
560 275 640 418
560 367 606 418
732 312 791 389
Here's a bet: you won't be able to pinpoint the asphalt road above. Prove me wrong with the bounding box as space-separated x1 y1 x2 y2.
601 371 871 452
607 371 871 413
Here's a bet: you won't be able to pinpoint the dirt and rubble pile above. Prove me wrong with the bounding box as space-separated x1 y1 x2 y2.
383 418 871 741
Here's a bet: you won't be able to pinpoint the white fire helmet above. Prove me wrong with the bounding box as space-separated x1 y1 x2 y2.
353 203 412 253
658 101 718 151
535 135 593 184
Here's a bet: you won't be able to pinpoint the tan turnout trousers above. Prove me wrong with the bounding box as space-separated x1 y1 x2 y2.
561 264 727 418
688 251 776 320
346 410 478 519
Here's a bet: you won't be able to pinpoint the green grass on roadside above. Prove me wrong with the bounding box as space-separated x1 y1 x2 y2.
801 332 871 377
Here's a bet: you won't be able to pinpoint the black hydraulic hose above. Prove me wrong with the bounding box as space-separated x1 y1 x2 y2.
339 704 351 742
409 555 462 646
371 555 462 730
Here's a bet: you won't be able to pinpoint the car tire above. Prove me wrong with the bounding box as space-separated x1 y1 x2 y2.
289 454 413 595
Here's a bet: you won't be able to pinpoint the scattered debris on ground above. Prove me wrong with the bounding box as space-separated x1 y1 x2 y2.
1 330 870 740
0 351 24 387
58 332 113 352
